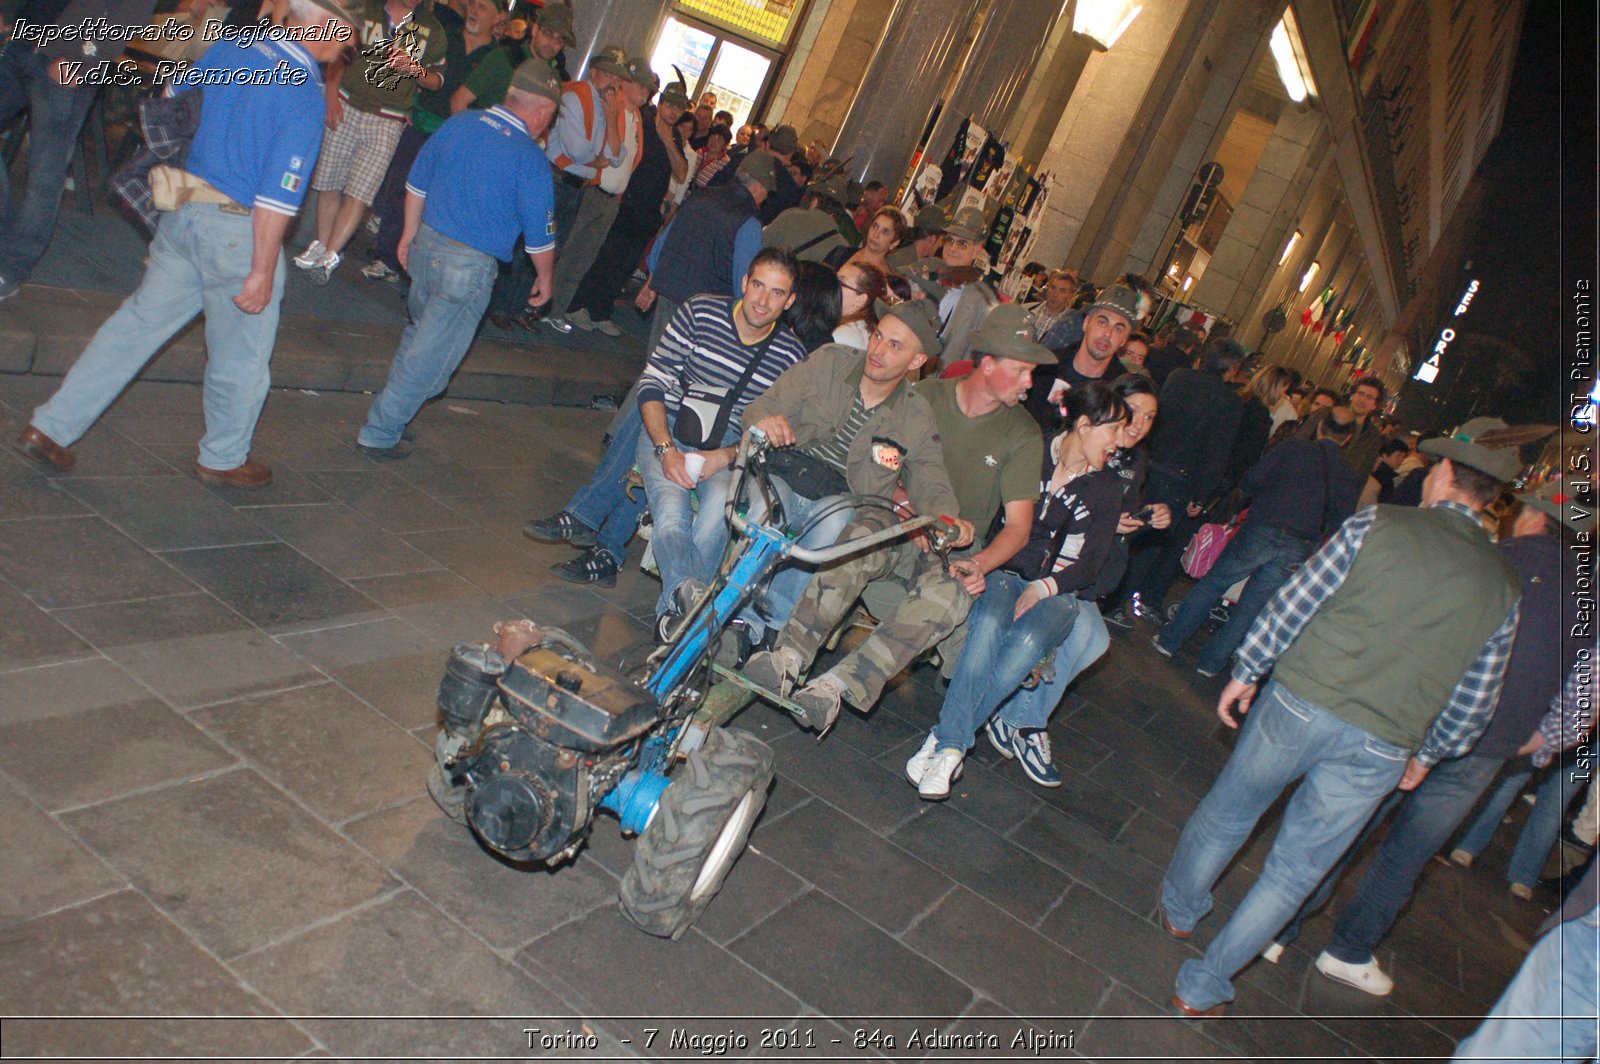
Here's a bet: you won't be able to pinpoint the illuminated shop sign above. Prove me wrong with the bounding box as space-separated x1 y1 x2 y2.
1414 278 1480 384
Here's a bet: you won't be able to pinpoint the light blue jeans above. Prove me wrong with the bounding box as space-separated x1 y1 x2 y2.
933 570 1085 750
736 474 853 643
635 430 736 619
360 225 498 449
990 598 1108 731
1454 758 1589 889
1453 907 1599 1062
566 403 646 562
31 203 285 470
1161 681 1409 1010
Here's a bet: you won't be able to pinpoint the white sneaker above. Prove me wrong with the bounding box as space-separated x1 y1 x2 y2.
1314 951 1394 996
917 747 965 800
293 240 328 269
904 734 940 786
305 249 341 286
1260 942 1285 964
364 213 381 234
1449 848 1474 868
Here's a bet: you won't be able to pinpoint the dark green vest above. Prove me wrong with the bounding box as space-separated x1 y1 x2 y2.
1274 504 1519 751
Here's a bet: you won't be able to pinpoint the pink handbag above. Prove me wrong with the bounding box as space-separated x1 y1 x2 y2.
1181 514 1243 579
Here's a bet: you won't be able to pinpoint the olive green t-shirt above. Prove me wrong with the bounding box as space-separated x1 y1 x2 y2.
340 0 450 118
914 377 1043 529
460 39 528 110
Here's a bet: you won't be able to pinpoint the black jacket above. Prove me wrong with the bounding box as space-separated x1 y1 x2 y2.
650 183 758 304
1146 368 1243 507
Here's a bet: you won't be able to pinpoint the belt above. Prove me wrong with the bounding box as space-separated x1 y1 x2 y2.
553 166 589 189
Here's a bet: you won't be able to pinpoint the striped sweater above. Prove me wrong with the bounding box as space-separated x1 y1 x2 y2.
637 296 809 446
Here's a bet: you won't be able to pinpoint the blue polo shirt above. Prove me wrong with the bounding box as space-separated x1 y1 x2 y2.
405 106 556 261
172 38 326 216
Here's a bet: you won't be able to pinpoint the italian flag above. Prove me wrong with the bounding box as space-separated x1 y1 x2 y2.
1346 0 1380 69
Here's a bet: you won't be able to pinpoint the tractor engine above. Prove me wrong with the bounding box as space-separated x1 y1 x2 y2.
433 633 659 865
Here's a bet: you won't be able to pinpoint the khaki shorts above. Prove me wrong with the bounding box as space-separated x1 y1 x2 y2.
310 102 403 206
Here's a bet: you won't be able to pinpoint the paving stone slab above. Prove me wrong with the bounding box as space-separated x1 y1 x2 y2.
0 698 235 811
191 682 430 822
1036 883 1201 1010
0 577 91 670
61 770 397 959
347 567 488 608
342 797 617 952
0 514 197 608
57 476 271 551
521 904 803 1020
1008 802 1167 904
108 628 324 709
770 729 927 834
903 887 1113 1017
278 617 450 729
246 501 439 580
160 540 381 631
891 805 1071 925
0 780 125 927
0 450 91 519
232 889 605 1059
0 656 155 727
1079 983 1242 1063
689 850 810 947
0 890 312 1058
307 469 475 534
753 799 956 935
728 891 972 1035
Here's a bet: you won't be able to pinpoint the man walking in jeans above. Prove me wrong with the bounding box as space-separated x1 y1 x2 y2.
356 58 560 458
1152 406 1359 677
1158 433 1523 1017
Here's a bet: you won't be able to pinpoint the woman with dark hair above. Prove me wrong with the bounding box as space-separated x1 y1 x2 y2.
836 206 907 274
693 124 734 187
781 260 843 352
909 381 1130 798
832 261 889 348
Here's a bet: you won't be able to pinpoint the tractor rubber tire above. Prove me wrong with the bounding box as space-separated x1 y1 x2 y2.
618 727 775 939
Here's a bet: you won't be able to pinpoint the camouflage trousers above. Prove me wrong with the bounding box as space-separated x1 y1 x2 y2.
778 514 974 711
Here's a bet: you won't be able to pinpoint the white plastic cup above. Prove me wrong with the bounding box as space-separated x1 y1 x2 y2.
683 452 706 483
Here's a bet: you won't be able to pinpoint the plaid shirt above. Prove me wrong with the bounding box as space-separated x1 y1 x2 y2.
1534 659 1599 768
1232 501 1520 765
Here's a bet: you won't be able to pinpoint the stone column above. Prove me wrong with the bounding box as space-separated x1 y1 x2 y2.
913 0 1072 185
829 0 985 187
570 0 673 75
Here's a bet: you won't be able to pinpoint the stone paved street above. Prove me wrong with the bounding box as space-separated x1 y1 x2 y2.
0 370 1558 1062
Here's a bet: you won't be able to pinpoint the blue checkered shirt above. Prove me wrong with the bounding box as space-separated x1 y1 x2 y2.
1534 659 1599 767
1232 501 1520 765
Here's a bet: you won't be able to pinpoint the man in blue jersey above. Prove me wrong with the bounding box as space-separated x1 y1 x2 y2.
356 57 561 457
17 0 359 486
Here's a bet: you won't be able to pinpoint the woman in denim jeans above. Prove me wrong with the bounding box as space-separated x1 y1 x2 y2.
907 382 1128 799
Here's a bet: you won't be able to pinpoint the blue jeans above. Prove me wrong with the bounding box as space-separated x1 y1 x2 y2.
1453 908 1599 1062
933 571 1085 750
1157 523 1315 675
360 225 497 448
1161 682 1410 1010
635 430 736 618
990 599 1109 730
1455 758 1589 889
0 44 99 283
736 474 853 643
565 403 646 561
1272 752 1506 960
31 204 284 469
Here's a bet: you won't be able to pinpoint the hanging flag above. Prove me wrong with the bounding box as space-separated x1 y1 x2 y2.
1346 0 1381 69
1314 290 1345 334
1305 285 1334 330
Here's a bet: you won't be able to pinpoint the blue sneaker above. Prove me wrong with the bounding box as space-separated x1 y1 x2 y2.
1015 729 1062 788
985 716 1019 760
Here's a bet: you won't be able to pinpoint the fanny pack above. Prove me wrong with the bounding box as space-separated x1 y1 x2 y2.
150 165 242 213
672 330 775 450
764 447 849 500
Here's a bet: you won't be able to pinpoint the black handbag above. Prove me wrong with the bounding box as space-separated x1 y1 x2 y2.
672 331 775 450
764 446 849 500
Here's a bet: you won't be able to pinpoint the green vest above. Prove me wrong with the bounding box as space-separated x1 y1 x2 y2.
1274 505 1519 751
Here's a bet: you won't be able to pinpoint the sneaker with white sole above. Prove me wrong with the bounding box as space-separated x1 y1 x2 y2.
1104 605 1133 629
918 747 965 800
1314 951 1394 996
1151 633 1174 658
985 716 1019 759
595 319 622 336
1015 729 1062 787
361 259 399 282
545 316 575 333
1448 848 1474 868
905 733 941 786
1260 942 1285 964
292 240 328 269
304 249 341 286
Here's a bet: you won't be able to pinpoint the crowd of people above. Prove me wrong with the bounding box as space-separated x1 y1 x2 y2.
3 0 1592 1052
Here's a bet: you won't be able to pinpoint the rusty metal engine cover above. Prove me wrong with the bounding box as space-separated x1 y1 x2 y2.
496 647 658 752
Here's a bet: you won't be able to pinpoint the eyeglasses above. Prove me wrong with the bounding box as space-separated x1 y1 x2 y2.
839 280 862 293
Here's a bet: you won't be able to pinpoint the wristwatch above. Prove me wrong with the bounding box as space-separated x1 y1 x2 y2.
653 441 672 458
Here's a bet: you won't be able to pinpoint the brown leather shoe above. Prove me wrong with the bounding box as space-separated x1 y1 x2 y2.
1172 994 1227 1018
195 458 273 488
16 425 75 472
1158 904 1192 939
